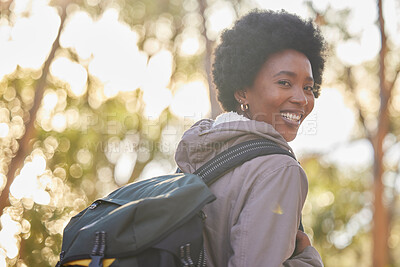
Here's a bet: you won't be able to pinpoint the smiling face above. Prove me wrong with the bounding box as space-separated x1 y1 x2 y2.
235 49 315 142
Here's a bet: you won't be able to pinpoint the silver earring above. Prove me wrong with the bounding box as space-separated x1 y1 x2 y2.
240 103 249 112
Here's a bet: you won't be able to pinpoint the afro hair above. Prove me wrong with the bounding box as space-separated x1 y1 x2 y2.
212 9 327 112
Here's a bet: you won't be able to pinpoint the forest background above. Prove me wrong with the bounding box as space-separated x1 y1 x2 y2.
1 0 400 266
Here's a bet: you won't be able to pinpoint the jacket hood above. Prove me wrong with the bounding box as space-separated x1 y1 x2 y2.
175 112 294 173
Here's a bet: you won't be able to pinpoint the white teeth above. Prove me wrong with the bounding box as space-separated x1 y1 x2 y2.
281 112 301 122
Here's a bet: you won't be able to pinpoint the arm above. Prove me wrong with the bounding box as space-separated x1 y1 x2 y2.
292 230 311 257
227 162 322 266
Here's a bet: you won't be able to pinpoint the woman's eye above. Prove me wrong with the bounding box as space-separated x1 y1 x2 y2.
278 80 291 87
304 86 314 93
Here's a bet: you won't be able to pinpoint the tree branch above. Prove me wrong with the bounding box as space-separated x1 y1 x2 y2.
388 67 400 93
345 67 372 142
0 0 69 217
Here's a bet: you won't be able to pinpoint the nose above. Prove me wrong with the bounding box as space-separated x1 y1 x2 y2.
290 86 308 106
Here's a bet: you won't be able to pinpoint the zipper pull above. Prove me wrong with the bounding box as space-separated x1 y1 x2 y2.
89 231 106 267
199 210 207 221
89 201 101 210
88 255 103 267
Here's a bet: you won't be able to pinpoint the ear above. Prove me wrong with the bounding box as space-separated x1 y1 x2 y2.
234 90 248 104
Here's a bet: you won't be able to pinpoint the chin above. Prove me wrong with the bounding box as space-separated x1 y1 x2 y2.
277 127 299 142
284 136 295 142
282 132 298 142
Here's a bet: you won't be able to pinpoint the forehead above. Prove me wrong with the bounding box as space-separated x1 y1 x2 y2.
262 49 313 77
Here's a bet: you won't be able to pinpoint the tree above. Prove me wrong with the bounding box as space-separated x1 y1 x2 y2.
0 0 248 265
0 0 68 220
307 0 400 266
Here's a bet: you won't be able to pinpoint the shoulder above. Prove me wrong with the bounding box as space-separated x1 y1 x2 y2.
236 153 308 197
243 152 305 178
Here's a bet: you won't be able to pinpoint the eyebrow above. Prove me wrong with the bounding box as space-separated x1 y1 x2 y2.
273 70 314 82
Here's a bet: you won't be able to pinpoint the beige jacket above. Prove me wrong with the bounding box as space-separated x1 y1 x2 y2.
175 112 323 267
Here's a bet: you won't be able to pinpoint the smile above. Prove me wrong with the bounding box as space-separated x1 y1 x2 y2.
280 112 302 124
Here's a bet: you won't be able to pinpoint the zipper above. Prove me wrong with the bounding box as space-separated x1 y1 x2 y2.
196 247 207 267
56 251 65 267
199 144 276 179
194 140 284 181
88 231 106 267
180 243 194 267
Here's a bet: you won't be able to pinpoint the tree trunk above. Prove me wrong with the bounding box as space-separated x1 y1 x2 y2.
373 143 389 267
0 0 68 217
0 0 13 16
373 0 390 266
198 0 223 119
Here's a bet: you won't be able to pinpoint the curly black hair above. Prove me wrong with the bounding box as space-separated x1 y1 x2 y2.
212 9 327 112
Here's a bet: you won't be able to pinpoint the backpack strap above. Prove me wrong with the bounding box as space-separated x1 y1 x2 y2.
193 139 304 232
193 139 295 186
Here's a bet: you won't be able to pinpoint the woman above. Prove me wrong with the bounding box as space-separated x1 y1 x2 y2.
175 9 326 266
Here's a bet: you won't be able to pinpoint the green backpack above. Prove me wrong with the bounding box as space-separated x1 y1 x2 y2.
57 139 295 267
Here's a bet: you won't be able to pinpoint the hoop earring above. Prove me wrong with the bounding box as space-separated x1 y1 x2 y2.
240 103 249 112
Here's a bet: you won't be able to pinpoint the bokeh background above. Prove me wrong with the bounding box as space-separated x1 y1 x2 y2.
0 0 400 266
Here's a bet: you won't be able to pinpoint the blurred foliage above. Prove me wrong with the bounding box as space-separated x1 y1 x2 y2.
0 0 244 266
302 156 373 267
0 68 175 266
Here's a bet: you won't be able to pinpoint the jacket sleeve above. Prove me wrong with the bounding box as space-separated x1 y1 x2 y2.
283 246 324 267
227 162 323 267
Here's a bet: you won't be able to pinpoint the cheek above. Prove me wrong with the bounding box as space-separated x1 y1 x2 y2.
305 96 315 115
